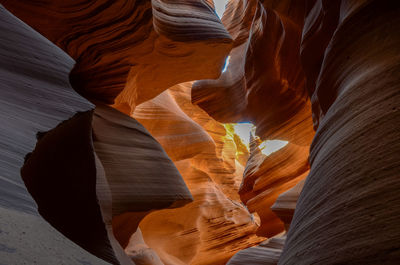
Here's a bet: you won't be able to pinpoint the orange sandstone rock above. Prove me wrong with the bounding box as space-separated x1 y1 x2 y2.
130 83 265 264
2 0 233 113
240 141 309 237
193 0 314 145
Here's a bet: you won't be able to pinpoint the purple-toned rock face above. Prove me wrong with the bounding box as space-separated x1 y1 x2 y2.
0 5 114 264
1 0 399 264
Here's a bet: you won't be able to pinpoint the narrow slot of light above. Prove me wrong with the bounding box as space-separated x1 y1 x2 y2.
259 140 289 156
222 56 230 73
232 122 255 150
228 122 289 156
214 0 229 19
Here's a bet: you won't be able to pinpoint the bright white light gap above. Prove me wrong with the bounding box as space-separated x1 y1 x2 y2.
231 122 288 156
214 0 229 19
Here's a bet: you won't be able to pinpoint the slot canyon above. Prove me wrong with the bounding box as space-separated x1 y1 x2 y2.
0 0 399 264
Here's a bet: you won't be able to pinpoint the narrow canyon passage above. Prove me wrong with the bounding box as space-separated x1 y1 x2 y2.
0 1 399 265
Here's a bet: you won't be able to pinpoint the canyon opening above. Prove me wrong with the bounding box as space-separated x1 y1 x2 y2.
0 1 399 265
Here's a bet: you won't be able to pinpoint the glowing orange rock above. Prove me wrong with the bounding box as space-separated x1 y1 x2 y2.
193 0 314 145
239 139 309 237
2 0 233 113
131 83 265 264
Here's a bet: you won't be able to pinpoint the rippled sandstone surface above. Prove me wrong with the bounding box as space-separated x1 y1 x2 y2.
0 0 399 264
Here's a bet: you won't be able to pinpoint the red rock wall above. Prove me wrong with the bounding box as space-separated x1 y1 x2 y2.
2 0 399 264
193 0 314 145
2 0 232 113
0 1 233 264
132 83 265 264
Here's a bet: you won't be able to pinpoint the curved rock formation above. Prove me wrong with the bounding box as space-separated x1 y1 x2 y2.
227 169 306 265
227 234 286 265
240 140 309 237
133 90 214 162
271 179 305 231
0 4 193 265
0 6 115 264
2 0 399 264
125 228 164 265
279 1 400 264
192 0 257 123
131 83 265 264
139 160 262 265
193 0 314 145
93 103 193 251
2 0 233 113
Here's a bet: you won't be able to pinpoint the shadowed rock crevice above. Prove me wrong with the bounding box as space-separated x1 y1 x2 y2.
1 0 400 264
21 111 120 265
0 5 115 264
2 0 233 114
92 102 194 255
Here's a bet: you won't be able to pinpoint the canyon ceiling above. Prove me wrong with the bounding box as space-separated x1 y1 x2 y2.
0 0 399 265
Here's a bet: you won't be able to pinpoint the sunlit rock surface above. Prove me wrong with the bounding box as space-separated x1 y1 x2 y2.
132 83 265 264
93 103 193 252
133 90 214 162
193 0 314 145
227 175 305 265
240 141 309 237
1 0 399 264
2 0 233 113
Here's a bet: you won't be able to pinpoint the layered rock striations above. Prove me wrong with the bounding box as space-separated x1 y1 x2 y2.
240 142 309 237
270 179 305 231
193 0 314 145
1 0 399 264
226 147 307 264
279 1 400 264
0 1 266 264
132 83 265 264
0 6 115 264
1 0 312 263
195 0 400 264
92 102 193 253
2 0 233 114
218 0 400 264
0 3 205 264
227 234 286 265
227 170 306 265
191 0 313 245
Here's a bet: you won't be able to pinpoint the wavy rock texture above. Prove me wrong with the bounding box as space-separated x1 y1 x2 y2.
0 6 114 264
227 234 286 265
92 103 193 252
279 1 400 264
0 4 194 265
271 179 305 231
131 83 265 265
240 141 309 237
2 0 233 114
168 84 248 200
2 0 399 264
193 0 314 145
132 90 214 162
227 164 306 265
